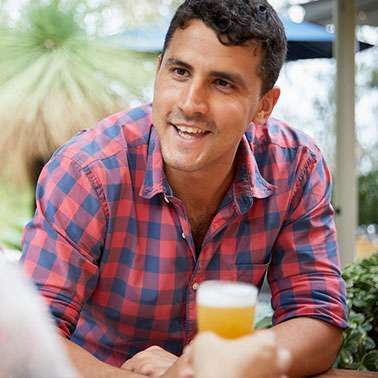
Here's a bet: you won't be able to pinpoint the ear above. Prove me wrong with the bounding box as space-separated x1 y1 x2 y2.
252 87 280 125
156 55 163 74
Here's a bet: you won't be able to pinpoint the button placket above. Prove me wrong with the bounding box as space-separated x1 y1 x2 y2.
174 204 195 259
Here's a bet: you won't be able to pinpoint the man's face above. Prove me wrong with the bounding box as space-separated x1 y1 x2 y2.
153 20 275 176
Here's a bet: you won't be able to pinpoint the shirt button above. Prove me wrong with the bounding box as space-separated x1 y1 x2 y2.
163 196 169 203
181 232 186 239
192 282 199 291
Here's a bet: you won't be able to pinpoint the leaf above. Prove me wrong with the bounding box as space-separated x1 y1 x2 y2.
362 335 376 350
339 349 353 368
344 341 359 354
352 298 369 309
349 312 365 324
360 322 373 332
361 350 378 371
344 329 364 344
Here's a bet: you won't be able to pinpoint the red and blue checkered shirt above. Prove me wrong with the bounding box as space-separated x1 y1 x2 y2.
20 103 348 366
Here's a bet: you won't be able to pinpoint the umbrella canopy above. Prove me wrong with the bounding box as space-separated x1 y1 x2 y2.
300 0 378 27
105 16 372 61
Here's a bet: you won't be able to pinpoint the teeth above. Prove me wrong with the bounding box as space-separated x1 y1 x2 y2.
178 130 195 139
176 125 206 134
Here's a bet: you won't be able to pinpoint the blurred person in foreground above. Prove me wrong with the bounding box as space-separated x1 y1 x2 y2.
0 253 288 378
0 255 78 378
20 0 348 377
186 331 291 378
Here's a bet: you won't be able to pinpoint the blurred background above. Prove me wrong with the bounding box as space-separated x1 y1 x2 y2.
0 0 377 263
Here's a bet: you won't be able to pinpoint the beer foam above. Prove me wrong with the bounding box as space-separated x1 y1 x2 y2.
196 280 258 308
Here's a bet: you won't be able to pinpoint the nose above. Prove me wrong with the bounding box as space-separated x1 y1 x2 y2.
177 79 209 116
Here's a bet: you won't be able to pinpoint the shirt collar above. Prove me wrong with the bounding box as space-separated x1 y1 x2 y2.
232 135 277 214
140 127 276 208
140 127 169 199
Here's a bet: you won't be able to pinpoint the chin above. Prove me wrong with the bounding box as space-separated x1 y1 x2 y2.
163 155 203 173
165 161 200 173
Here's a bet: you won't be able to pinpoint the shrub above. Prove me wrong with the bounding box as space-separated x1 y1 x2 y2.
337 252 378 371
255 252 378 371
358 171 378 226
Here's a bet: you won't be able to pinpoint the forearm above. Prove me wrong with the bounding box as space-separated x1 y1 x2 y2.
63 338 147 378
271 317 343 377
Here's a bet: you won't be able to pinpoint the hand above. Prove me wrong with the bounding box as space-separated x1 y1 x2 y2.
184 330 291 378
121 346 178 377
160 353 193 378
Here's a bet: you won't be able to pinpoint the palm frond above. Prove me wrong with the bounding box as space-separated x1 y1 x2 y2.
0 0 156 183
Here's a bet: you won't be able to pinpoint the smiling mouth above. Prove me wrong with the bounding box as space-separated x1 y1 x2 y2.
173 124 209 140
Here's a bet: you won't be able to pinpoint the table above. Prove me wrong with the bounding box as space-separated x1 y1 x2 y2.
314 369 378 377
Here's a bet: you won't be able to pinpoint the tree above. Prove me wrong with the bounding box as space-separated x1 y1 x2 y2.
0 0 155 195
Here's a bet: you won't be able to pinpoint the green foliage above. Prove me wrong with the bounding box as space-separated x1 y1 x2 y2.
358 171 378 226
255 300 273 329
255 313 272 329
0 179 33 251
254 253 378 371
0 0 156 183
0 219 27 251
26 0 82 44
370 68 378 89
337 252 378 371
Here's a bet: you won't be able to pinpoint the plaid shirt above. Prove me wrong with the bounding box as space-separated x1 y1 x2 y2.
20 103 348 366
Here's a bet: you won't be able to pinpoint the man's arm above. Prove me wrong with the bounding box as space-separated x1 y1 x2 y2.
271 317 343 377
63 338 146 378
63 338 193 378
267 145 347 377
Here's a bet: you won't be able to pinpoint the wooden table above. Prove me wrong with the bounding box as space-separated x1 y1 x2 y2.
314 369 378 377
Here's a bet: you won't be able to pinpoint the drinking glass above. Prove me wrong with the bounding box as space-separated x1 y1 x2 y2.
196 280 258 339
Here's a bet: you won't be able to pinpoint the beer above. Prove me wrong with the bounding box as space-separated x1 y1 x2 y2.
196 280 258 339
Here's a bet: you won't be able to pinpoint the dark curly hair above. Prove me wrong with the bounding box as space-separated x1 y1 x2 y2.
162 0 287 95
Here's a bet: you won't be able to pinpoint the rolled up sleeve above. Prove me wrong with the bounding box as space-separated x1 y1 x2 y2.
268 149 348 330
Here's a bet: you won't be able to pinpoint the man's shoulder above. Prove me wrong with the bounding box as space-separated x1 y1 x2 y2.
247 117 320 156
53 103 153 167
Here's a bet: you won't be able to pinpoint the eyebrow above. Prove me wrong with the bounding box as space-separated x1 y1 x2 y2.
210 70 246 89
166 57 193 71
165 56 247 89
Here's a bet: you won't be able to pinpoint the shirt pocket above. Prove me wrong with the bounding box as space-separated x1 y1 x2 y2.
230 263 269 288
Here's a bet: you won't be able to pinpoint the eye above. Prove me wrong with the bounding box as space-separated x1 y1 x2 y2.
173 67 189 77
215 79 233 89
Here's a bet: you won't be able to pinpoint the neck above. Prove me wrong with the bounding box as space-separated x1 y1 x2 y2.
165 158 237 210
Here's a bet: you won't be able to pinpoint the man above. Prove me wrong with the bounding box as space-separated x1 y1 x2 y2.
20 0 348 377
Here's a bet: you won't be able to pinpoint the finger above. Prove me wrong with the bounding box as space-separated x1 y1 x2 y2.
121 358 134 371
175 358 194 378
160 355 194 378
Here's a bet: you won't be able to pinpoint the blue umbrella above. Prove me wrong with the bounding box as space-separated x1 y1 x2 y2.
282 17 371 60
106 16 372 61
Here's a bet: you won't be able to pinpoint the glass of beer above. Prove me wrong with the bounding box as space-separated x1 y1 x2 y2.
196 280 258 339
